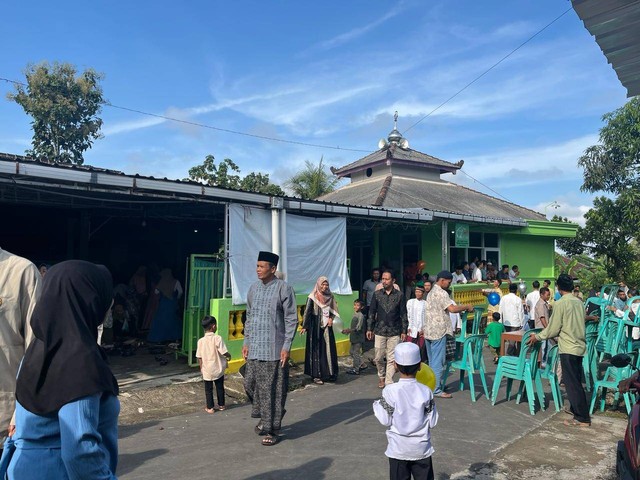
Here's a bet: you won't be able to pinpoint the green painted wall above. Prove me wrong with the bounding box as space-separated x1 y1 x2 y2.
421 223 443 274
501 234 555 280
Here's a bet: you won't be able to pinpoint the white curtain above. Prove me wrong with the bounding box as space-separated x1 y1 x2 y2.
229 204 352 304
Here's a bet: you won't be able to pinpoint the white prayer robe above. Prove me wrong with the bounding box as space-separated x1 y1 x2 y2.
0 248 40 443
373 378 439 460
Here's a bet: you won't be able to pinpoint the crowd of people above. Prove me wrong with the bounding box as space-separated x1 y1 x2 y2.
2 243 633 479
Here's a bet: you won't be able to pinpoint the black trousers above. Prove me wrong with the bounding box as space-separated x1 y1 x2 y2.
560 353 590 424
389 457 434 480
204 377 225 409
504 326 520 356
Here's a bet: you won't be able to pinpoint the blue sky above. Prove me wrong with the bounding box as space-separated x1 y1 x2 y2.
0 1 629 223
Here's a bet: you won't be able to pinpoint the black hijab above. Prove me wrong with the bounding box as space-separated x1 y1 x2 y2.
16 260 119 415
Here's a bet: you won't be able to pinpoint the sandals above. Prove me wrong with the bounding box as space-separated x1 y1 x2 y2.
204 408 215 414
217 406 226 411
255 424 266 435
313 378 324 385
262 434 279 446
378 379 386 389
563 419 590 427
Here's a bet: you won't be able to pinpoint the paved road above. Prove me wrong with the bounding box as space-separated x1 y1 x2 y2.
118 358 556 480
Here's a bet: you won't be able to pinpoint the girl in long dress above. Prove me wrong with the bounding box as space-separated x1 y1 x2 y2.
301 276 340 384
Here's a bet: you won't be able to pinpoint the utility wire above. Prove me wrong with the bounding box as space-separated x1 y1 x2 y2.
403 7 573 134
0 76 370 153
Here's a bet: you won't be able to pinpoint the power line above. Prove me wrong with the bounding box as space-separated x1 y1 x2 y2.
0 76 370 153
403 7 573 134
456 169 511 202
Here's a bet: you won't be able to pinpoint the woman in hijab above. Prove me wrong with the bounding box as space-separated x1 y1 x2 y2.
5 260 119 479
301 276 340 384
147 267 184 343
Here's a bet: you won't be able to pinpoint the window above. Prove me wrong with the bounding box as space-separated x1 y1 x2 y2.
447 231 500 269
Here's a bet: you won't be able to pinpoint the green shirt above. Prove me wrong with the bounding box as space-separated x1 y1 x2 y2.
485 322 505 349
536 292 586 356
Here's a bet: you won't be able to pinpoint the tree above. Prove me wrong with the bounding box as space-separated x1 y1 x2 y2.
7 61 105 165
187 155 284 195
284 157 339 200
555 97 640 284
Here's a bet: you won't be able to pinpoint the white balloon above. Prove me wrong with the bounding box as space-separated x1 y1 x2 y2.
332 316 344 332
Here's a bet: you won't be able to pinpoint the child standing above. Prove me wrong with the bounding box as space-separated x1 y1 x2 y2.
485 312 505 364
343 299 366 375
196 316 231 413
373 342 439 480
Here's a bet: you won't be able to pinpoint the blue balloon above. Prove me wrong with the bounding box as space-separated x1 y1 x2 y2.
488 292 500 306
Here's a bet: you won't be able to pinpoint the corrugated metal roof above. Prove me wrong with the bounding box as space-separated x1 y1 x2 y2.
572 0 640 97
318 175 544 222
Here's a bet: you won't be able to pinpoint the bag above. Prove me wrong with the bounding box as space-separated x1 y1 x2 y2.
0 436 16 478
445 334 457 361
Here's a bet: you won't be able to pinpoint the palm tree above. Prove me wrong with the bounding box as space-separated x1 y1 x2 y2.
284 157 339 200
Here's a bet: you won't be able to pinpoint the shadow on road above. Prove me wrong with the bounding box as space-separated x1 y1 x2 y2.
241 457 333 480
282 398 374 440
118 448 169 476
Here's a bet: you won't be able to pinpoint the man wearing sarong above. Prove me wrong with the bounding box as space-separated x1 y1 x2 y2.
242 251 298 446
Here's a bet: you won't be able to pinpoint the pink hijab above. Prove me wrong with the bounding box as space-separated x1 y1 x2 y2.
308 276 340 318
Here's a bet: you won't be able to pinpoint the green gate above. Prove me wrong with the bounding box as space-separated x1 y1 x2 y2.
179 254 224 366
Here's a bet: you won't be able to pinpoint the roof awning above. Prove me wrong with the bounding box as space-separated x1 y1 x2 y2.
572 0 640 97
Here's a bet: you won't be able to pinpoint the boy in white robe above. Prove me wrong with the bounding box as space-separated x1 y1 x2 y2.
373 342 439 480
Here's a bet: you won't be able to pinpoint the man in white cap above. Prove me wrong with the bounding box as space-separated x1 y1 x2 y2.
373 342 439 480
242 251 298 446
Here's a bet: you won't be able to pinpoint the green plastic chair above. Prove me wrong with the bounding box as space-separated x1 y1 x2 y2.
536 344 562 411
589 363 634 415
442 334 489 402
471 306 484 335
583 331 599 392
491 329 544 415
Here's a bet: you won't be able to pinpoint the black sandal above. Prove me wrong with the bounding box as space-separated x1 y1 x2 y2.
255 424 266 435
262 434 278 446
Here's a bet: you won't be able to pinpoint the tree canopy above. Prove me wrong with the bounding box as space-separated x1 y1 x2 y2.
558 97 640 285
187 155 285 196
284 157 339 200
7 61 105 165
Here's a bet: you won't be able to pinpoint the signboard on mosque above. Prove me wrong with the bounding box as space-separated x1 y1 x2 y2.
455 223 469 247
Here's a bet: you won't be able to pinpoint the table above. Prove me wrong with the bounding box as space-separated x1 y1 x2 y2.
499 329 542 361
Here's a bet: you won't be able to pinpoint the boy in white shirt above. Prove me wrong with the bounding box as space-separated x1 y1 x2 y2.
196 316 231 413
373 342 439 480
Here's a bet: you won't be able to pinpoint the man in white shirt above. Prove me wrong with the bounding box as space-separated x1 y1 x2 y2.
499 283 525 355
525 281 541 325
451 266 467 285
508 265 520 283
471 260 484 283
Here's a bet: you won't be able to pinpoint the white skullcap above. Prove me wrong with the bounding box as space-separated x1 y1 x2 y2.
394 342 421 366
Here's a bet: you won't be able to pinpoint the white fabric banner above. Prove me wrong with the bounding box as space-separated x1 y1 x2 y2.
229 204 352 304
229 204 272 305
286 214 352 297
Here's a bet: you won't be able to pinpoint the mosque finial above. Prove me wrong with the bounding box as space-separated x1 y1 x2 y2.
394 111 398 130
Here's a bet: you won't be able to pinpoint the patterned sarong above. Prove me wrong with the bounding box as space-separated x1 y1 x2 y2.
243 359 289 433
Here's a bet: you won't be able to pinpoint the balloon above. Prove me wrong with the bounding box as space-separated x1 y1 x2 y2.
417 260 426 271
416 363 436 391
487 292 500 306
332 316 344 333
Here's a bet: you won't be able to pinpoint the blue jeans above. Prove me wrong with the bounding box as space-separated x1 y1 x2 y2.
425 336 447 394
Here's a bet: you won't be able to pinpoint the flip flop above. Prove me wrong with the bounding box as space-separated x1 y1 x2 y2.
563 419 590 427
313 378 324 385
262 434 278 446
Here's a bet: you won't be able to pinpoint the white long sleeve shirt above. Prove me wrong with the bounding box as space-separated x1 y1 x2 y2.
406 298 426 338
373 378 439 461
499 293 525 328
